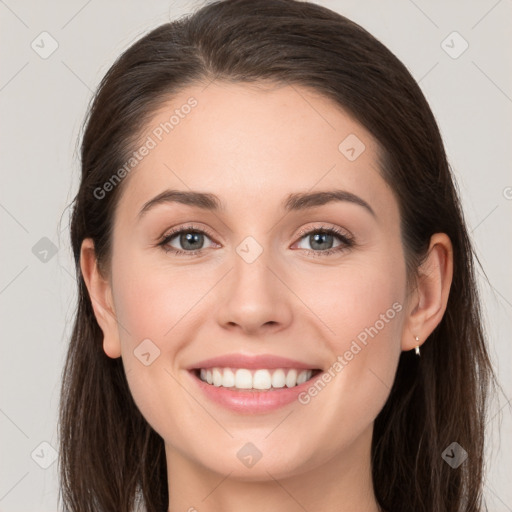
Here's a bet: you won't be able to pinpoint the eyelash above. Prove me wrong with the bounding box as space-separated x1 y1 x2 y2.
157 223 355 257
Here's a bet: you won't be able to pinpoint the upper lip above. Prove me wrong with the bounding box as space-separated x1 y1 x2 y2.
188 354 321 370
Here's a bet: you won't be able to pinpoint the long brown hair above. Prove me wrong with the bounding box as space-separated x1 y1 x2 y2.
59 1 497 510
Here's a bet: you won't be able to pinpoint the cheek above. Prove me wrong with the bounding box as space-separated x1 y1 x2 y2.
332 266 404 355
108 251 210 439
293 252 405 354
336 260 404 378
111 250 214 346
291 255 405 429
109 251 220 417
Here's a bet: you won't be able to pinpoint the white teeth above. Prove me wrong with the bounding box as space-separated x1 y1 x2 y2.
223 368 235 387
197 367 314 390
235 369 253 389
285 369 298 388
253 369 272 390
212 368 223 387
296 370 309 385
271 369 286 388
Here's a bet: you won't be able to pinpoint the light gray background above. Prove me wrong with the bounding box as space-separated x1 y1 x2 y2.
1 0 511 510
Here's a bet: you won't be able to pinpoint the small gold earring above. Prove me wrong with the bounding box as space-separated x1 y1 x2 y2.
414 336 420 356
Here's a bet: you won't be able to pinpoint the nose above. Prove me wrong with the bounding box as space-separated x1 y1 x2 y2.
215 244 293 336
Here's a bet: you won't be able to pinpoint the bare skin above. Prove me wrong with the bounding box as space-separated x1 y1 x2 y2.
81 81 453 512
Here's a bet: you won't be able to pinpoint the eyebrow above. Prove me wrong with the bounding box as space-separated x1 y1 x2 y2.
138 188 375 219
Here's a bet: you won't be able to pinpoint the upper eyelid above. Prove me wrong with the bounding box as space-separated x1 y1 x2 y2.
161 224 217 242
295 224 352 239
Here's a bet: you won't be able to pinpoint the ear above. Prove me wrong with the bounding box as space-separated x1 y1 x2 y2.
401 233 453 352
80 238 122 358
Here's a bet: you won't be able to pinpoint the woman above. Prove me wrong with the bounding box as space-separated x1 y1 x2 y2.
59 0 496 510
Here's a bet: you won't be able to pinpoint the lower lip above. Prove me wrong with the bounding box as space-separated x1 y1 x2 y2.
189 370 320 414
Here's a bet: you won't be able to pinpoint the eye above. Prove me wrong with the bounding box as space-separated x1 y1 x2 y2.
158 224 218 256
293 225 354 257
157 223 354 257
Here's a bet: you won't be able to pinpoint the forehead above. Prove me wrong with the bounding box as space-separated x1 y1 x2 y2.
116 81 394 221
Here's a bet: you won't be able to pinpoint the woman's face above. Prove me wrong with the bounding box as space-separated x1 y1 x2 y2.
104 81 409 480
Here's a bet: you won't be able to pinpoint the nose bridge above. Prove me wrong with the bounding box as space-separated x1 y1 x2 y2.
215 232 293 333
232 232 278 302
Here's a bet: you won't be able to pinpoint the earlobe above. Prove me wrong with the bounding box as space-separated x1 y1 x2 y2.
402 233 454 352
80 238 122 359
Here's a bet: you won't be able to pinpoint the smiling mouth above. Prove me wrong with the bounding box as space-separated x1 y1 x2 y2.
192 367 322 391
